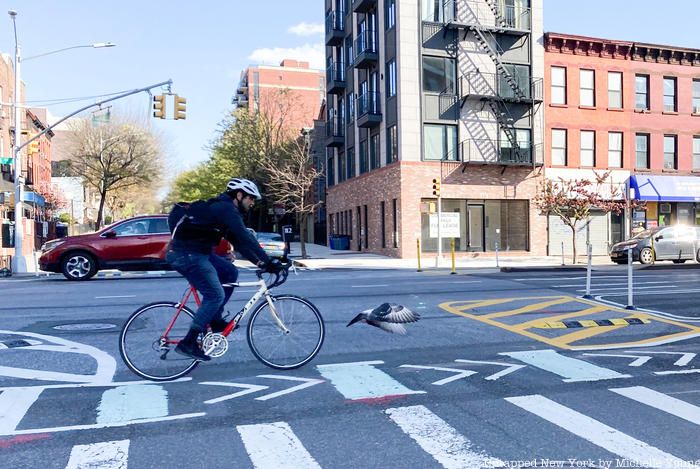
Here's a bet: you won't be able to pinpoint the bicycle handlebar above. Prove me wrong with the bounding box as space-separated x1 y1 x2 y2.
255 262 291 288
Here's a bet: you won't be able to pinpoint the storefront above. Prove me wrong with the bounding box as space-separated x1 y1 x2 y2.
629 175 700 232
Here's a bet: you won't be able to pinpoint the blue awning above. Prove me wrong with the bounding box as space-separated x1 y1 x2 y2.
630 175 700 202
21 191 45 207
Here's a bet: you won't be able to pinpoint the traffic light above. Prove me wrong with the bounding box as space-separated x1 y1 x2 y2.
153 94 166 119
27 140 39 155
431 178 441 197
174 94 187 120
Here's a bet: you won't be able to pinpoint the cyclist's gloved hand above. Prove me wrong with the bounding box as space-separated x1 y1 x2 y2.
263 258 284 273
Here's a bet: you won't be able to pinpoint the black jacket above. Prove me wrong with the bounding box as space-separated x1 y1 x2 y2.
170 193 270 265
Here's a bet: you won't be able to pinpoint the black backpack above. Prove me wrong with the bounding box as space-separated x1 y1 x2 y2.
168 199 222 243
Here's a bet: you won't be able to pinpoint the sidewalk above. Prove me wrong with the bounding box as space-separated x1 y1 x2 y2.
288 242 650 272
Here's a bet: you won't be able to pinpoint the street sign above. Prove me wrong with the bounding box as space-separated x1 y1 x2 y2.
429 213 460 238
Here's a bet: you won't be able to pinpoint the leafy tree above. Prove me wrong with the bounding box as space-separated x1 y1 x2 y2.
34 182 67 220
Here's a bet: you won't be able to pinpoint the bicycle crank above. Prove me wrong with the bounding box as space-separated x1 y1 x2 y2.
202 333 228 358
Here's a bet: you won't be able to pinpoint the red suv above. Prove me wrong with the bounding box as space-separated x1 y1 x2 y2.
39 215 173 280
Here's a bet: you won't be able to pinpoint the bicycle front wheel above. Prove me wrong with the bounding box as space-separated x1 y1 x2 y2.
119 302 199 381
247 295 325 370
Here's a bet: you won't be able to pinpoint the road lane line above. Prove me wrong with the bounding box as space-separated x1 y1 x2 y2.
610 386 700 425
385 405 504 469
97 385 168 424
350 284 389 288
94 295 136 299
0 387 43 434
65 440 130 469
576 285 679 292
237 421 321 469
317 361 425 400
506 395 698 469
555 281 672 287
501 349 630 382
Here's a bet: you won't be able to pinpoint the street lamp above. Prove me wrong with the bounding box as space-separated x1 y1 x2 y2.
8 10 115 273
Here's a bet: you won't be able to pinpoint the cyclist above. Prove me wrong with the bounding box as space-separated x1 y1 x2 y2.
166 178 282 361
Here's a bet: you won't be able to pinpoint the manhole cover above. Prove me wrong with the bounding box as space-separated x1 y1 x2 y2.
53 323 117 331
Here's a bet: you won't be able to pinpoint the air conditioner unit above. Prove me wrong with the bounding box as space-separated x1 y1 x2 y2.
659 203 672 214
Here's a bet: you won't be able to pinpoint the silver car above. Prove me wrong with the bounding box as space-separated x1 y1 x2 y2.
610 225 700 264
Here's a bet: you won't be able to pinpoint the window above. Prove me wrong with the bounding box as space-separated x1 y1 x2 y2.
380 201 386 248
500 128 531 163
337 149 346 182
360 140 369 173
423 124 457 161
392 198 398 248
345 36 353 65
347 147 355 178
663 77 677 112
580 130 595 166
664 135 677 169
386 59 397 97
608 132 623 168
326 150 335 186
386 0 396 29
387 125 398 163
635 75 649 110
347 92 355 123
370 134 380 170
694 80 700 114
693 136 700 170
608 72 622 109
551 129 567 165
551 66 566 104
422 56 456 94
635 134 649 169
422 0 445 22
579 69 595 106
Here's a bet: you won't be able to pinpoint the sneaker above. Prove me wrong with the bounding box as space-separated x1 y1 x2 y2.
209 318 229 334
175 340 211 361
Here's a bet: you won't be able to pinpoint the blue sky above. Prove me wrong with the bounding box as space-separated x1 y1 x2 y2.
2 1 698 187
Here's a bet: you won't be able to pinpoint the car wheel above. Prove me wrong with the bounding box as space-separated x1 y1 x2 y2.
672 259 686 264
639 247 654 265
61 251 97 281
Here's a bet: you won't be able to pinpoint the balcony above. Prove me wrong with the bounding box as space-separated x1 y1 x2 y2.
460 72 543 104
443 0 531 35
459 139 542 166
326 63 346 95
353 0 377 13
353 30 378 68
325 118 345 147
357 91 382 128
325 10 345 46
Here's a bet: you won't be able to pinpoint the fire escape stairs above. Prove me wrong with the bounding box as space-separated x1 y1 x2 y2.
483 0 507 28
470 27 527 101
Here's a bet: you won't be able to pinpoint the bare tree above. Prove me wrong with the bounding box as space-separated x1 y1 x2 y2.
65 118 163 229
261 133 323 258
534 171 639 264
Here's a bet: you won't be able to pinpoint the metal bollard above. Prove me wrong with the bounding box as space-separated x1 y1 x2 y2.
561 241 565 266
626 245 635 309
416 238 422 272
450 238 456 275
495 240 500 268
583 243 593 299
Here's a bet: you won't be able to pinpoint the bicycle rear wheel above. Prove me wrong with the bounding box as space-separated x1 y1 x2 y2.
119 302 199 381
247 295 325 370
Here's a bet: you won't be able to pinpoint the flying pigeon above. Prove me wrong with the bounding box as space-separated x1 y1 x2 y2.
346 303 420 335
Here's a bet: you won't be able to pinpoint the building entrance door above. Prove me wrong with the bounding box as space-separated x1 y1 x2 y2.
467 205 484 251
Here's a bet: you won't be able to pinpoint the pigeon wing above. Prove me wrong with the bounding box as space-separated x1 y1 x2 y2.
382 305 420 324
373 320 407 335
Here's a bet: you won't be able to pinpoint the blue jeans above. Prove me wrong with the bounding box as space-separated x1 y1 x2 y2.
166 249 239 332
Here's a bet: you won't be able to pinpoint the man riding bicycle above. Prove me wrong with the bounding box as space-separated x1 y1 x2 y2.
166 178 282 361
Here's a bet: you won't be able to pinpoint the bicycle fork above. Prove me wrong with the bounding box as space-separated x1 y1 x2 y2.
264 294 291 334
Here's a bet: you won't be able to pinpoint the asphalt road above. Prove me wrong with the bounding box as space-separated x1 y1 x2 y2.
1 267 699 468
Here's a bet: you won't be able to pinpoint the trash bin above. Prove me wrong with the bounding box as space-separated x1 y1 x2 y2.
338 235 350 250
329 235 339 250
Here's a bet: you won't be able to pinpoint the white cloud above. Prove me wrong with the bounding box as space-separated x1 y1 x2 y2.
288 22 324 36
248 43 325 71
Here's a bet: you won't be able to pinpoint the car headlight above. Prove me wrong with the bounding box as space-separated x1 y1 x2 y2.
41 240 65 252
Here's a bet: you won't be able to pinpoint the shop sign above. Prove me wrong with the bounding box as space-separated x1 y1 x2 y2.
429 213 460 238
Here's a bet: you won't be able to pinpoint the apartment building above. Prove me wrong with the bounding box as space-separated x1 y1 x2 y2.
544 32 700 255
324 0 545 258
233 58 325 132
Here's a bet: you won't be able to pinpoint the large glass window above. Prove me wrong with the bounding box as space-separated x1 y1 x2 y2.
579 69 595 106
664 135 677 169
422 0 445 22
386 0 396 29
551 129 567 165
635 134 649 169
693 80 700 114
663 77 677 112
359 140 369 173
422 56 456 94
370 134 380 170
580 130 595 166
386 59 397 97
551 66 566 104
387 125 398 163
347 92 355 124
635 75 649 110
608 72 622 109
608 132 622 168
347 147 355 178
693 136 700 170
337 150 346 183
423 124 457 161
327 151 335 186
500 128 531 163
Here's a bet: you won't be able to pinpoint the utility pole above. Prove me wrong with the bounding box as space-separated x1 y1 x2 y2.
9 10 26 273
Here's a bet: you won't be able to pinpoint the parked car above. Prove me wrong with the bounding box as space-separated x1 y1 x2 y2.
256 231 287 259
609 225 700 265
39 215 232 280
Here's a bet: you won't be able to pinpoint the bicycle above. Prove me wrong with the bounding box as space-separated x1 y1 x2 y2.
119 263 325 382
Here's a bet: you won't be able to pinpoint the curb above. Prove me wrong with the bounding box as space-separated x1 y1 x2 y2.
500 266 587 273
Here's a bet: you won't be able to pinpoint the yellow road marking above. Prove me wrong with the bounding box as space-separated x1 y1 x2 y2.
482 297 574 320
515 305 609 330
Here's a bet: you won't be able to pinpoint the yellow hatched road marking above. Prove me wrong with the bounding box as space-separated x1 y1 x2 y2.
515 305 609 330
481 297 574 319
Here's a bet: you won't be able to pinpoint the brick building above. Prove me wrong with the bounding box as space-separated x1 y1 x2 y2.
324 0 545 258
544 32 700 256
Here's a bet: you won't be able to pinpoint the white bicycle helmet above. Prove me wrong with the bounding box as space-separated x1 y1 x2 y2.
226 178 262 200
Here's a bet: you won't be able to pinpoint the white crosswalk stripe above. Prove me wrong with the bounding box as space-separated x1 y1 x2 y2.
65 440 129 469
236 421 322 469
610 386 700 425
505 394 699 469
